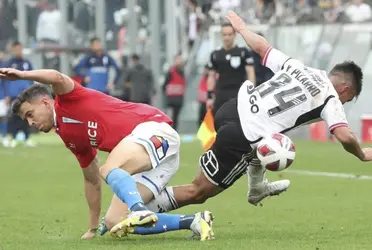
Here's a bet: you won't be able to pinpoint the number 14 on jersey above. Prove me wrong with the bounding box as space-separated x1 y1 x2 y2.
247 73 307 117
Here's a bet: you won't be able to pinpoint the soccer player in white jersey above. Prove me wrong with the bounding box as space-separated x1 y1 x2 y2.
108 11 372 237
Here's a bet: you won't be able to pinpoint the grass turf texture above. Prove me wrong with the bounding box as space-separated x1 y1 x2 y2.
0 134 372 250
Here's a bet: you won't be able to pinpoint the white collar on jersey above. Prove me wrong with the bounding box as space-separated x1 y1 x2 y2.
53 109 57 127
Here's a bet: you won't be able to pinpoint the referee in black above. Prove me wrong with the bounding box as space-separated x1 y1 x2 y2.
207 23 256 116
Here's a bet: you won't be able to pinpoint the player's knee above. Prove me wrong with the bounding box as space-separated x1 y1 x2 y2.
99 164 113 179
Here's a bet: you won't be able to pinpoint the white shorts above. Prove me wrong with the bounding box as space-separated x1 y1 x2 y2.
124 121 180 198
0 99 8 117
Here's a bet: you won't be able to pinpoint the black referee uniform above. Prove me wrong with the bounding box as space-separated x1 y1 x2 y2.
208 45 254 115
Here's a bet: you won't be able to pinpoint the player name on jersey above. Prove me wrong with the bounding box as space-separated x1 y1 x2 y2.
285 65 321 97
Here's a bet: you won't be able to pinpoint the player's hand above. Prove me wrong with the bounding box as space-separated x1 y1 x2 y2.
81 229 97 239
226 11 247 33
206 98 214 109
0 68 25 81
361 148 372 161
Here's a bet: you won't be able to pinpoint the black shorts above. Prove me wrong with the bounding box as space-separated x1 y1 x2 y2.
212 90 238 116
200 98 255 189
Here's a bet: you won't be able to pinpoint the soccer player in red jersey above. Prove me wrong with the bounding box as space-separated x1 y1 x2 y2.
0 68 214 240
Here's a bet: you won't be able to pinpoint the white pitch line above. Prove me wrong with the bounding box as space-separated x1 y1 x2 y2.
286 169 372 181
2 148 372 181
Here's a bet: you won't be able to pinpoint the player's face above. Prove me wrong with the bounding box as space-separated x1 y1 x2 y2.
91 41 102 53
334 83 356 104
19 98 54 133
221 26 236 48
174 55 183 68
12 45 22 57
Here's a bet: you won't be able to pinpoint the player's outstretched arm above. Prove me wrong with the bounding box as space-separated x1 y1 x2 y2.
0 68 74 95
81 157 102 239
332 127 372 161
226 11 270 58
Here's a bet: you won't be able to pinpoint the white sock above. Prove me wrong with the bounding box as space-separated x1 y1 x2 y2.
247 158 266 188
146 186 178 213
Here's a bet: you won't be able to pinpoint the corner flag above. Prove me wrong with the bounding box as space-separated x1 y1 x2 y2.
196 109 216 151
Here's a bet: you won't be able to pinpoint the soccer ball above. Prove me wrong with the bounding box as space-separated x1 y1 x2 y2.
256 133 296 171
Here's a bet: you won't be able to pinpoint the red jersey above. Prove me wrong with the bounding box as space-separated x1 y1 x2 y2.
54 83 172 168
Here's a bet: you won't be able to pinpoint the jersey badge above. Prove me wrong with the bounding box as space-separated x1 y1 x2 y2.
230 56 241 68
149 135 169 161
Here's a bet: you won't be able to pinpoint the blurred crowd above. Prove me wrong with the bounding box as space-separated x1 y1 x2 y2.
188 0 372 26
254 0 372 24
0 0 150 51
0 0 371 147
0 0 370 53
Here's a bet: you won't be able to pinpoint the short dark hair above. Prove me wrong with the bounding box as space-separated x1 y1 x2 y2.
131 54 140 61
221 23 235 31
12 41 21 47
90 37 100 44
12 84 53 115
330 61 363 98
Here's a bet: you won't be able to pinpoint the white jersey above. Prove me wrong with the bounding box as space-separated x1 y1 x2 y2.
237 47 349 143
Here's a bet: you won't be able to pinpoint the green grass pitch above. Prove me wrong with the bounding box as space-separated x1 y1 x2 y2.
1 134 372 250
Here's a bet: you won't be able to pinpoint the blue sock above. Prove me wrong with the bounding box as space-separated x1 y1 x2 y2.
106 168 146 211
179 214 196 229
0 121 6 137
133 214 195 235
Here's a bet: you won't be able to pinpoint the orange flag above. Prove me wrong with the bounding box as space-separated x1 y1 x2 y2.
197 109 216 151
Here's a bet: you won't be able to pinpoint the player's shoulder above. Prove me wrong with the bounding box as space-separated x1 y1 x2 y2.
55 82 88 100
211 47 222 54
313 79 340 107
210 47 223 60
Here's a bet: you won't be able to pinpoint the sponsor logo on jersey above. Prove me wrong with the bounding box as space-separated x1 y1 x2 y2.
149 135 169 160
62 117 83 124
88 121 98 147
